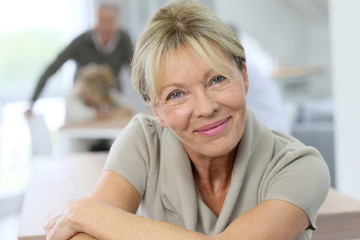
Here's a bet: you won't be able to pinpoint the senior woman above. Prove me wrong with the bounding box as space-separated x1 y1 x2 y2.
44 0 330 239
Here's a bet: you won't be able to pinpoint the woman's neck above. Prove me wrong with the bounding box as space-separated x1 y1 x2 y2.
192 155 234 186
189 147 237 217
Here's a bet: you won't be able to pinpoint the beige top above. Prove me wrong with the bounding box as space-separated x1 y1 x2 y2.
104 109 330 240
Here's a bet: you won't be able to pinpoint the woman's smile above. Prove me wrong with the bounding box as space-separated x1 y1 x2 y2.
195 117 230 137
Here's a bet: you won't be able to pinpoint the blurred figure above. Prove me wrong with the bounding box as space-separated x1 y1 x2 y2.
65 64 132 124
245 56 286 131
229 24 286 131
26 2 133 115
65 64 133 151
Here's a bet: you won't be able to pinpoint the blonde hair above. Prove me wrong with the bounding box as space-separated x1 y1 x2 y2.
77 64 116 107
131 0 246 105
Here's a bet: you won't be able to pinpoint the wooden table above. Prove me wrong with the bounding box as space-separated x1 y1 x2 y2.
17 152 107 240
18 154 360 239
313 188 360 240
59 115 133 153
60 115 133 139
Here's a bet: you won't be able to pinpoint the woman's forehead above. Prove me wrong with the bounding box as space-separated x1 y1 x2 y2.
159 48 210 80
158 49 236 90
160 44 233 74
161 44 228 69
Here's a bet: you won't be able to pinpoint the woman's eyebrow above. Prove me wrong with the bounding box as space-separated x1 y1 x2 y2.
203 69 215 80
160 68 216 91
161 77 186 88
159 82 185 96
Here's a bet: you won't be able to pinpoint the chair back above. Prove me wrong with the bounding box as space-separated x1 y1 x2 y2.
25 114 52 156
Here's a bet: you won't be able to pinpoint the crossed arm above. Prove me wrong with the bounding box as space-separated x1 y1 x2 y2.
44 170 310 240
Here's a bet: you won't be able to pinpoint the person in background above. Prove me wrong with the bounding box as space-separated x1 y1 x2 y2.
229 24 286 132
64 63 133 151
244 50 286 131
44 0 330 239
26 2 133 115
65 64 132 124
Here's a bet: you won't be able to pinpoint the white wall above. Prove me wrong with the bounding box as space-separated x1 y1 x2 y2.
214 0 307 65
329 0 360 200
213 0 331 100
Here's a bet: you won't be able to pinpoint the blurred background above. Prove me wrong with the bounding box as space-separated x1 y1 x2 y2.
0 0 359 239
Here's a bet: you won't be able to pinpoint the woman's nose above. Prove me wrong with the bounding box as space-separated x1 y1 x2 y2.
193 89 218 117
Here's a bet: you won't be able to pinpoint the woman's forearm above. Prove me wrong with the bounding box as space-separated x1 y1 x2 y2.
73 198 308 240
46 197 307 240
73 198 210 240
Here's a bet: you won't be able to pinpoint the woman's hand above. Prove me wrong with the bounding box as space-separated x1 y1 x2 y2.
44 198 96 240
43 171 141 240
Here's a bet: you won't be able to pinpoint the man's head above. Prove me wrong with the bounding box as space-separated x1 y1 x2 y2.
95 4 119 44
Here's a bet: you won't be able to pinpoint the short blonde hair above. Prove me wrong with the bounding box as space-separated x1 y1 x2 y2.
131 0 246 105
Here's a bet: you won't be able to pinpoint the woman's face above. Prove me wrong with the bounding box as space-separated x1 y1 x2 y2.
152 48 249 159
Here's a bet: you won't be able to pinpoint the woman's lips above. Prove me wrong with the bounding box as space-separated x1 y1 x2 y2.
195 117 230 137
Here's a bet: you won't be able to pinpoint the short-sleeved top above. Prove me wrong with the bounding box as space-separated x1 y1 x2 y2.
104 109 330 240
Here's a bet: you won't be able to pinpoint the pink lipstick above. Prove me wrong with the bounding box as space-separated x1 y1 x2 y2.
195 117 229 137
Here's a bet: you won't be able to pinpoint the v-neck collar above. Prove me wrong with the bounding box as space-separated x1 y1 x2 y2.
158 109 274 235
159 128 199 229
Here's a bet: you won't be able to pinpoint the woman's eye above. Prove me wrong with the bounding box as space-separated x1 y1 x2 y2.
167 91 184 100
211 75 226 85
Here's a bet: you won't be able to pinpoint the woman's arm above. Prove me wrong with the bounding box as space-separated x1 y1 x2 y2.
216 199 309 240
45 170 309 240
44 170 141 240
46 197 308 240
90 170 141 213
85 199 308 240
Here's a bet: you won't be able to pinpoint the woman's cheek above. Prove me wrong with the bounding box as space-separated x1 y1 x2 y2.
164 104 192 129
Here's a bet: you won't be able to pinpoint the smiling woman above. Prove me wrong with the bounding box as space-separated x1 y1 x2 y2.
43 1 330 240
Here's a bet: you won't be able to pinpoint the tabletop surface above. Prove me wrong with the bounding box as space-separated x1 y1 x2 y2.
318 188 360 214
17 152 108 240
60 114 134 137
313 188 360 240
61 114 134 129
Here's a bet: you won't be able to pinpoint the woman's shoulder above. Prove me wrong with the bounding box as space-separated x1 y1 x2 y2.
128 113 163 133
267 129 330 196
108 113 164 163
262 130 330 230
271 130 318 156
264 128 330 185
114 113 166 148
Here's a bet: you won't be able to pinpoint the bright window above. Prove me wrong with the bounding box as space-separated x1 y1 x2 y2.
0 0 90 196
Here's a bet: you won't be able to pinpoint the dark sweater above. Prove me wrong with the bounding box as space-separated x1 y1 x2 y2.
31 30 133 103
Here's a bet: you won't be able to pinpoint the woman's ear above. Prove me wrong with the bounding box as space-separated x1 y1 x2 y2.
241 61 249 95
149 106 168 128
